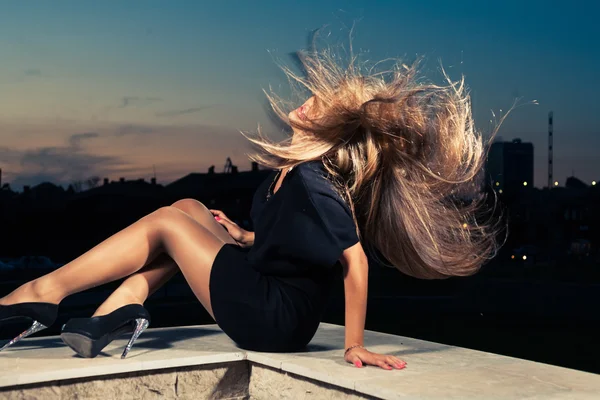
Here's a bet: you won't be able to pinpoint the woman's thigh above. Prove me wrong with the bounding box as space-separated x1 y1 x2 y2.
146 205 232 318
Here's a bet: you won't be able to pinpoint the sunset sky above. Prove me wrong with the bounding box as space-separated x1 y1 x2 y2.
1 0 598 190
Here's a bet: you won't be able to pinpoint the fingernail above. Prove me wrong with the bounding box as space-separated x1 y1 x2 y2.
354 361 361 367
215 216 221 220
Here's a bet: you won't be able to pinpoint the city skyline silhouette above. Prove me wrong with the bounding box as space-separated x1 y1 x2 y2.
1 1 599 190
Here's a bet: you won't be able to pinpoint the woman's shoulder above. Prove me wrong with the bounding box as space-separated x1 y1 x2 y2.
293 159 360 255
293 159 353 218
295 160 337 193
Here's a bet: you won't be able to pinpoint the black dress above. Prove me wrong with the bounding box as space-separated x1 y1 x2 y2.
209 159 360 352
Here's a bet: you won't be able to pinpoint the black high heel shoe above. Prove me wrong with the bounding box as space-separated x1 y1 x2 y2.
0 302 59 351
60 304 150 359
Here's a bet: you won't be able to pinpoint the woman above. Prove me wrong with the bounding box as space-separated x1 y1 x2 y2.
0 46 501 370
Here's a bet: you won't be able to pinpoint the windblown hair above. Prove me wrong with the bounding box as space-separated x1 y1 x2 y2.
242 42 511 279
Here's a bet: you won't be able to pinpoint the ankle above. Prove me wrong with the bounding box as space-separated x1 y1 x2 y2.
116 285 147 305
30 278 64 304
93 287 145 317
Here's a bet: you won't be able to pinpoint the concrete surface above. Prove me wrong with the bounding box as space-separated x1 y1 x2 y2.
0 323 598 399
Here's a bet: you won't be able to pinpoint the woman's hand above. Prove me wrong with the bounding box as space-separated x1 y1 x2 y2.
209 209 254 248
345 347 407 370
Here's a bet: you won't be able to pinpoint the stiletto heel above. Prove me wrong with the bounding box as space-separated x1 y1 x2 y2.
60 304 150 359
121 318 150 359
0 320 48 351
0 303 58 351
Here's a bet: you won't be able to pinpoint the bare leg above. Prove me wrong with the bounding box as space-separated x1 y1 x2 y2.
0 203 236 318
90 253 178 317
92 199 237 317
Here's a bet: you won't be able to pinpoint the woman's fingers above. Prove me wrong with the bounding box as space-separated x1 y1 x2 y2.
209 209 236 225
355 353 406 370
214 216 232 228
387 356 406 369
348 351 406 371
347 354 363 368
212 215 233 231
213 217 245 243
209 209 223 216
209 209 229 220
215 215 235 226
376 359 393 370
359 353 387 370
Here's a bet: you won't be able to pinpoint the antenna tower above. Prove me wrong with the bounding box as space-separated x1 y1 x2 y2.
548 111 553 188
224 157 233 173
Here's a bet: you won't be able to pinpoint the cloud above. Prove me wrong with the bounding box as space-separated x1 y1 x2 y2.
0 146 24 165
115 124 156 137
1 145 126 189
155 106 213 118
118 96 162 108
19 147 118 171
0 130 128 189
68 132 99 148
23 68 42 76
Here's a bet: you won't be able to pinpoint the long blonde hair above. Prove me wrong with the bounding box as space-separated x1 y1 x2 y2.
242 41 510 279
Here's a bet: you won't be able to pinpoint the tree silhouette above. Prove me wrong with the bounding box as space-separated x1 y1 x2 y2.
69 176 101 192
70 180 83 193
85 176 101 190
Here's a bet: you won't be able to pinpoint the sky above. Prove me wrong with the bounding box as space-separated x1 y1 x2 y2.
0 0 598 190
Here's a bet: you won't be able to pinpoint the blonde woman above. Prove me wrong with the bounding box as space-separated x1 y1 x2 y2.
0 44 500 370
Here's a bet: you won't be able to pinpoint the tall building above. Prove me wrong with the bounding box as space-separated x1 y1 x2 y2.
486 138 534 195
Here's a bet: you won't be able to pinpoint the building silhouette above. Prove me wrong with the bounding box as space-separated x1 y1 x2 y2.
486 138 534 195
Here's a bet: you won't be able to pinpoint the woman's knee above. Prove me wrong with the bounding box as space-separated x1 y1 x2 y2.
170 199 215 225
171 198 209 215
146 206 188 231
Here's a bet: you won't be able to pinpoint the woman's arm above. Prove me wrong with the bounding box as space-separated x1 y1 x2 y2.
210 209 254 248
241 230 255 248
341 243 368 351
340 242 407 370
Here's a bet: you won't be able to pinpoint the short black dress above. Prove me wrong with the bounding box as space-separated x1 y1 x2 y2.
209 159 360 352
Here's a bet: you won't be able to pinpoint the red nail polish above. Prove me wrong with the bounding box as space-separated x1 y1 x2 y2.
354 361 361 367
215 216 221 221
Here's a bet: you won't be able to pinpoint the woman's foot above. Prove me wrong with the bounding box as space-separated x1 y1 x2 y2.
0 281 61 351
61 304 151 358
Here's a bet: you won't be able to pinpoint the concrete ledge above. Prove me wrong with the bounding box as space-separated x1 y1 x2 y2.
1 362 249 400
1 323 599 399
